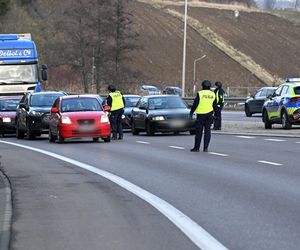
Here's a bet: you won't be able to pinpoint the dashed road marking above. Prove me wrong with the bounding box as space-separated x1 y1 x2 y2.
208 152 229 157
0 140 228 250
168 146 185 150
136 141 150 144
258 160 283 166
296 142 300 144
236 136 256 139
264 139 286 142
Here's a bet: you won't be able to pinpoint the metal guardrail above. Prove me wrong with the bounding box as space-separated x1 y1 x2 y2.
183 97 247 107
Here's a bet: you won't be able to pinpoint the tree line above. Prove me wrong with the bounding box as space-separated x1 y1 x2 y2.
0 0 139 93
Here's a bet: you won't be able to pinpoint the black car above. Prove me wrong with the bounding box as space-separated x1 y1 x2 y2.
16 91 66 139
244 87 276 117
162 86 182 95
131 95 195 135
122 95 141 129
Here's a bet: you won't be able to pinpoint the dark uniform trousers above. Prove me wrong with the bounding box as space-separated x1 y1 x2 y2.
213 106 222 129
109 109 124 139
194 112 214 150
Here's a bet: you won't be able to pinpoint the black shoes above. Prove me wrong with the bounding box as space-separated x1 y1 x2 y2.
118 136 123 140
190 148 199 152
203 148 208 152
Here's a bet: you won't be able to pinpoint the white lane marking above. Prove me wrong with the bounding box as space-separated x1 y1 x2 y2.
168 146 185 150
236 136 256 139
258 160 283 166
136 141 150 144
208 152 229 157
264 139 286 142
0 140 228 250
296 142 300 144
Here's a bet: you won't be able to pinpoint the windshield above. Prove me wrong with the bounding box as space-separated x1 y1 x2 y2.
0 98 21 111
31 94 63 107
0 64 38 83
148 96 187 110
124 96 140 107
61 98 102 112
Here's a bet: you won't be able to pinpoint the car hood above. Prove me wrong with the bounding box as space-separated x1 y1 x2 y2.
30 107 52 113
124 107 134 115
0 111 16 118
60 111 105 119
148 108 190 116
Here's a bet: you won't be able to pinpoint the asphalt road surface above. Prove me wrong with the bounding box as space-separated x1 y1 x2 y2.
222 111 261 122
0 131 300 250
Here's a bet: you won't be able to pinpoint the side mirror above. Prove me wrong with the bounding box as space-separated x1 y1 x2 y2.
41 64 48 81
51 107 58 113
103 105 110 112
19 103 26 109
139 106 146 110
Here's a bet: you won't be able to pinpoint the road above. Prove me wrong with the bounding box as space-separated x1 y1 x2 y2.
222 111 261 122
0 129 300 250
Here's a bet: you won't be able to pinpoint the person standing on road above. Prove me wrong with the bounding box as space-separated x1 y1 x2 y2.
106 85 125 140
190 80 217 152
213 81 225 130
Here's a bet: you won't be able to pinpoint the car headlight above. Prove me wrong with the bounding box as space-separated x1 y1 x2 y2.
152 116 165 121
2 117 11 123
61 116 72 124
101 114 109 123
29 110 43 116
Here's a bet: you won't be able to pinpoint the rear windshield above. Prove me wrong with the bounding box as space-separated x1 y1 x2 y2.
61 98 102 112
294 87 300 95
0 98 20 111
148 96 187 110
31 94 64 107
124 96 140 107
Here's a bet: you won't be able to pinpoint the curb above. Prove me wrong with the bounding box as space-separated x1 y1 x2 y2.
0 169 12 250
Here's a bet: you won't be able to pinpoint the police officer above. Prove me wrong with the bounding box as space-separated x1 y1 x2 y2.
190 80 217 152
106 85 125 140
213 81 225 130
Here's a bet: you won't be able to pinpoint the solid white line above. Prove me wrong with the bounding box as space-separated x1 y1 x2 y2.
168 146 185 150
136 141 150 144
264 139 286 142
236 136 256 139
208 152 229 157
296 142 300 144
258 160 283 166
0 140 228 250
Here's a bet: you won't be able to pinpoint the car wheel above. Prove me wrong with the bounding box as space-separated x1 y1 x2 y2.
1 133 5 138
49 130 56 142
26 126 35 140
263 110 272 129
146 121 155 136
16 121 25 139
57 127 65 143
281 110 292 129
103 136 111 142
93 137 99 142
245 105 252 117
189 130 196 135
131 121 139 135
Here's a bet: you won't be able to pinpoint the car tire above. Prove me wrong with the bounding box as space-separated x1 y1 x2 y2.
189 130 196 135
49 130 56 142
245 105 252 117
281 110 292 129
26 126 35 140
16 121 25 139
1 133 5 138
146 121 155 136
93 137 99 142
103 136 111 142
131 121 139 135
263 110 272 129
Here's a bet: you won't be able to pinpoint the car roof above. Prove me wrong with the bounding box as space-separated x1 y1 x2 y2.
30 91 65 96
123 94 141 97
60 94 99 99
0 95 23 100
145 94 180 98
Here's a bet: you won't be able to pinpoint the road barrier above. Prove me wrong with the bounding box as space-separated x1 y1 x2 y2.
183 97 246 108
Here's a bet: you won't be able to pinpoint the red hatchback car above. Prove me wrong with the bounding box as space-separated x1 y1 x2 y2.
48 95 111 143
0 96 22 137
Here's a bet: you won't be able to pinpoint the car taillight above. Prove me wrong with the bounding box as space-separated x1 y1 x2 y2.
290 97 300 103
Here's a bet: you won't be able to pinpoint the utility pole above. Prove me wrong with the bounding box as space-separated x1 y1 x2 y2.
193 55 206 96
181 0 188 97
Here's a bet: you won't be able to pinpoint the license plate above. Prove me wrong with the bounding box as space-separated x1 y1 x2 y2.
79 125 94 132
170 120 185 127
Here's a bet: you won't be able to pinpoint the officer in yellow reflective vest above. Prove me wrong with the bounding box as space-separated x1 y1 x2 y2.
190 80 217 152
106 85 125 140
213 81 225 130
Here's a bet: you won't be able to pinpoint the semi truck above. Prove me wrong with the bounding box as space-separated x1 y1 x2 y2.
0 33 47 95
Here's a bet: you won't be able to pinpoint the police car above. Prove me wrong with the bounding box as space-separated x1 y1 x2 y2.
262 78 300 129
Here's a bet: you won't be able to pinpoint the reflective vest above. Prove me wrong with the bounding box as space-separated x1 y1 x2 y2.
109 91 124 111
194 90 215 114
216 89 224 104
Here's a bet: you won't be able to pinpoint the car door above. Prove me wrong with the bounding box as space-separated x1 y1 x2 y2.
132 97 148 128
250 89 263 113
266 86 283 121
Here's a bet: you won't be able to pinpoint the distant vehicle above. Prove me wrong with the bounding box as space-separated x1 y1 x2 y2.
262 78 300 129
244 87 276 117
122 95 141 129
0 33 47 95
131 95 195 135
140 85 161 95
162 86 182 95
0 95 22 136
49 95 111 143
15 91 66 139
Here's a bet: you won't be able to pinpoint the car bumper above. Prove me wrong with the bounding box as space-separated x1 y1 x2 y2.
0 122 16 134
27 115 50 133
122 116 132 129
149 119 195 132
59 123 111 139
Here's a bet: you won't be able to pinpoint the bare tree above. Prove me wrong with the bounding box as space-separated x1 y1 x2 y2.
295 0 300 8
263 0 276 9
